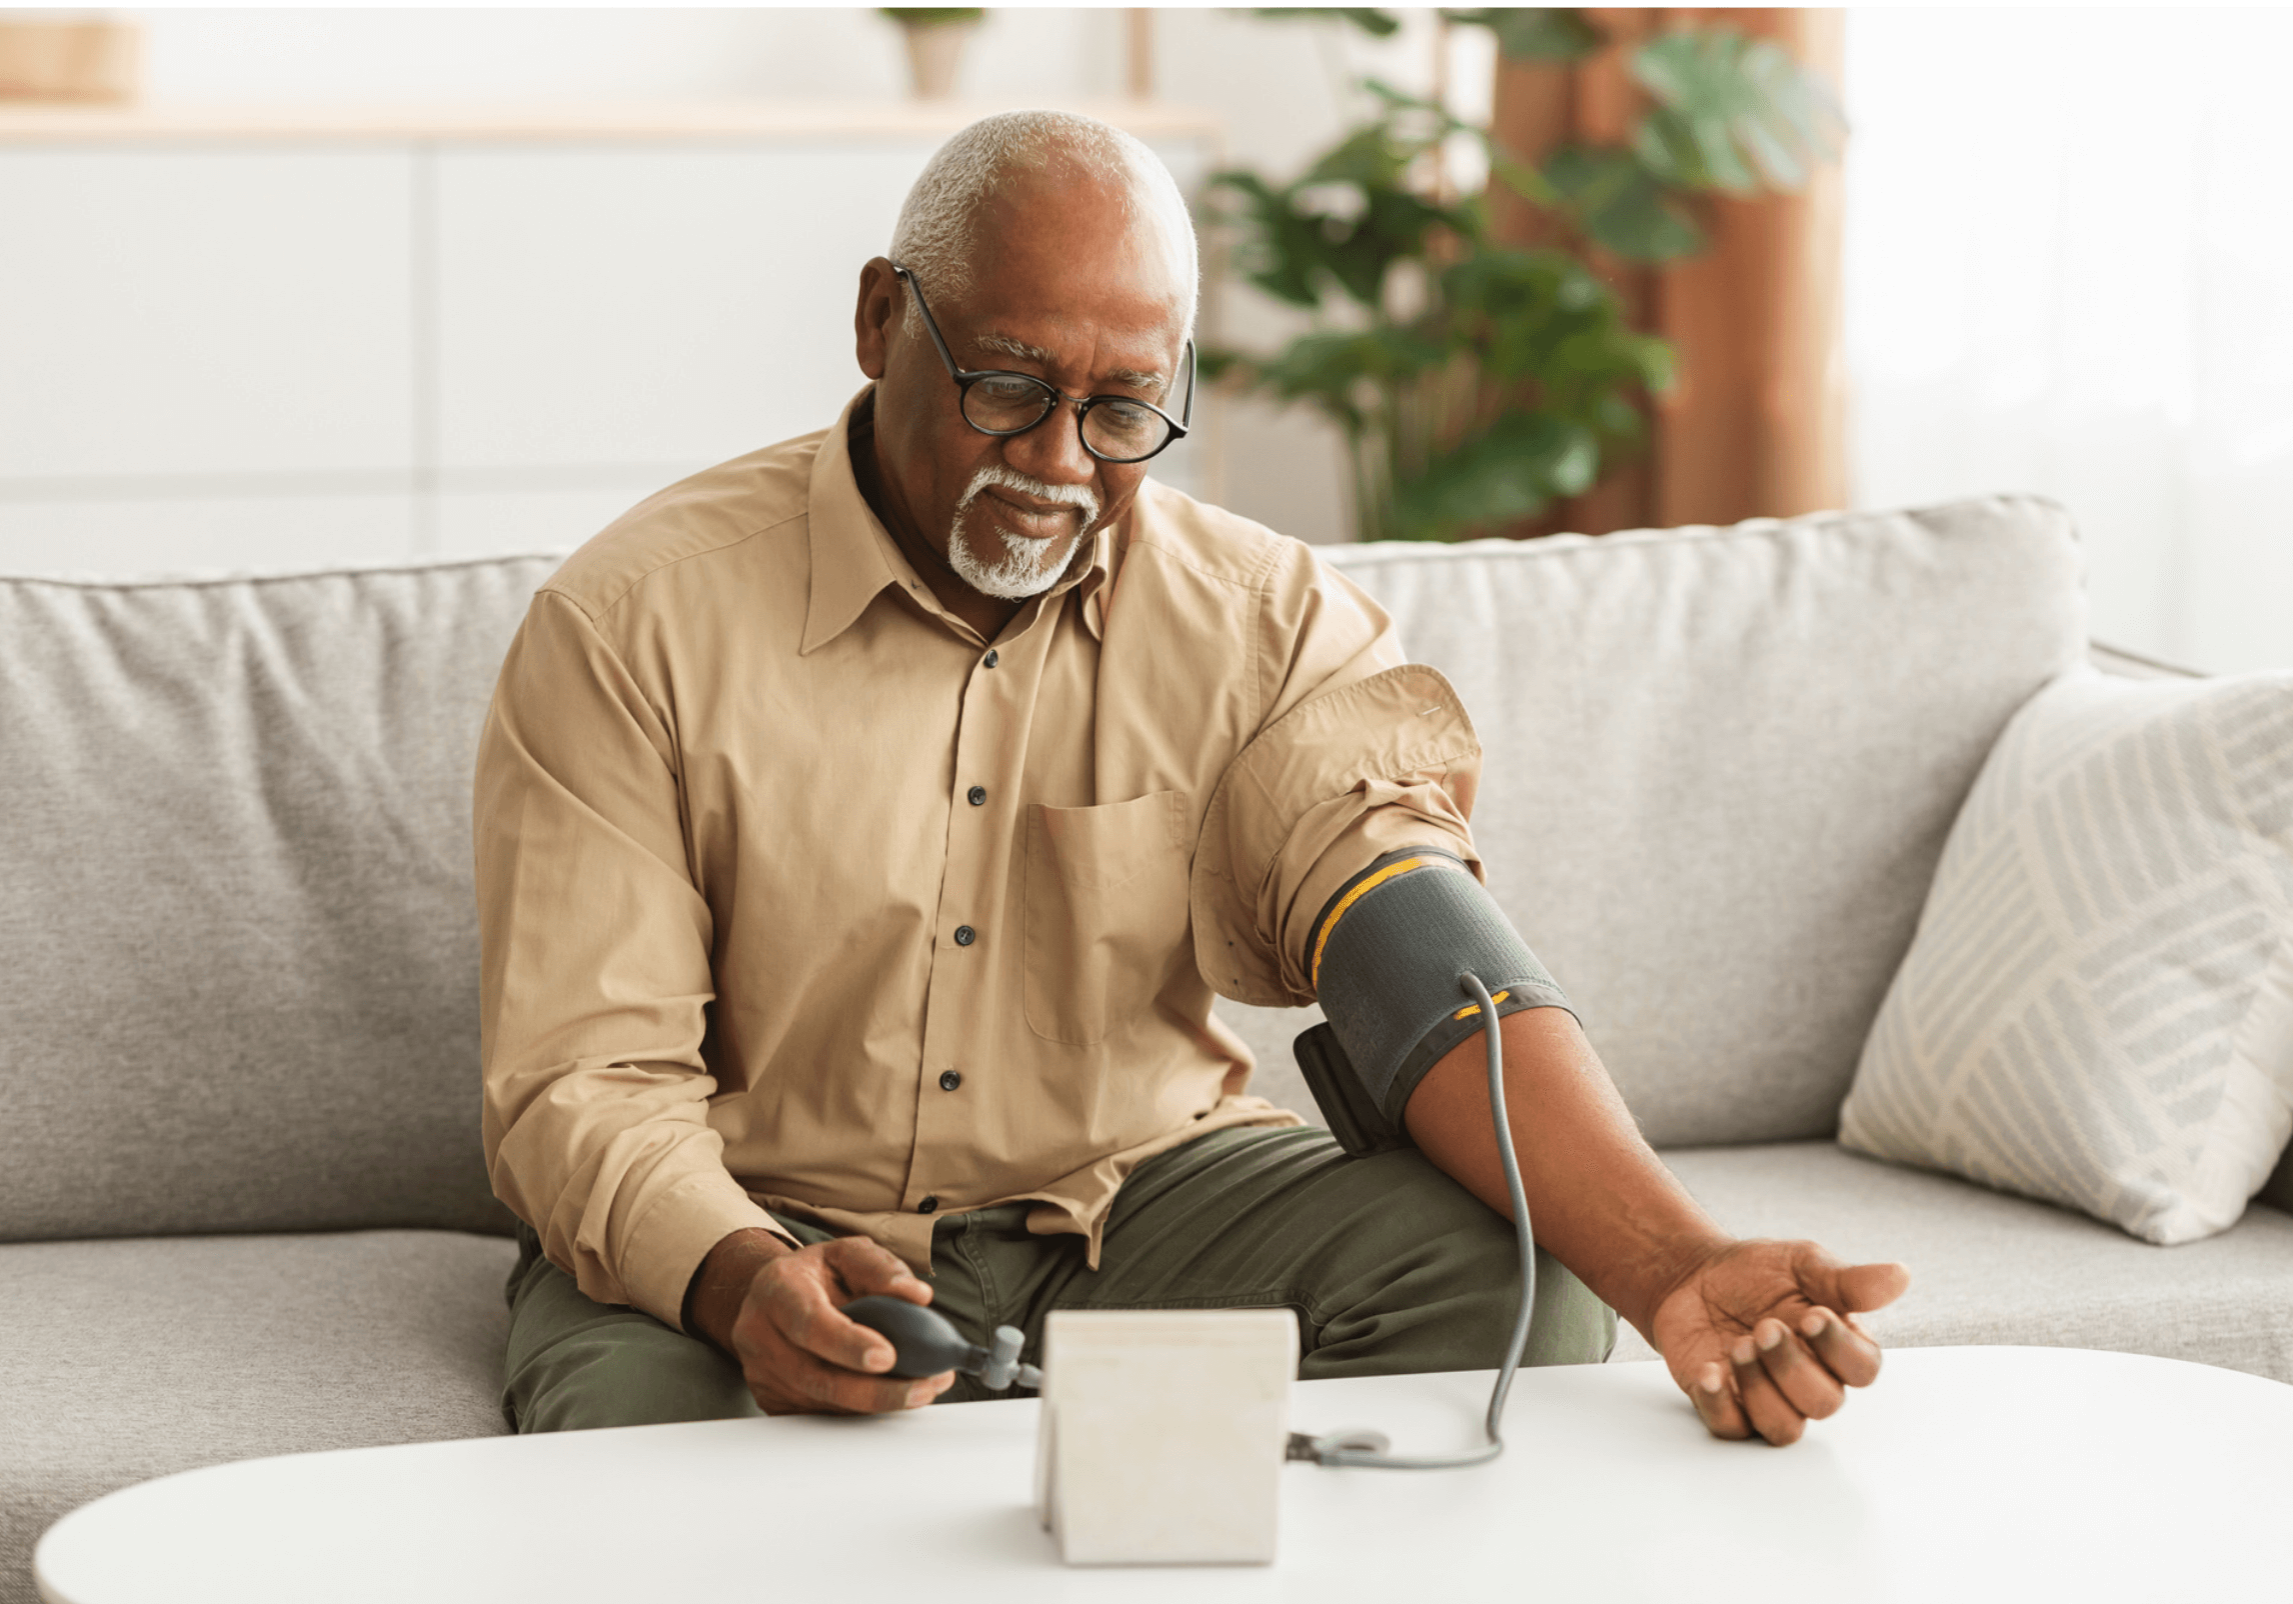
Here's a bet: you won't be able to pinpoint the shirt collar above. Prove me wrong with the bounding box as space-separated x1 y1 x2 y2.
804 386 1117 655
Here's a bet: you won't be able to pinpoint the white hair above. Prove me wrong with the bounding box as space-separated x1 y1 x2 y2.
889 110 1199 341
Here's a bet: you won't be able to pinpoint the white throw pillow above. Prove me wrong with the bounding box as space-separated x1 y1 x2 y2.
1839 667 2293 1244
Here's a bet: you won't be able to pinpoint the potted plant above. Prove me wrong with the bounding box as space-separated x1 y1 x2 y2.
1208 9 1843 543
882 8 985 101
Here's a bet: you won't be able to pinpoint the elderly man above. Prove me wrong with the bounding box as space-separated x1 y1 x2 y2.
476 110 1906 1448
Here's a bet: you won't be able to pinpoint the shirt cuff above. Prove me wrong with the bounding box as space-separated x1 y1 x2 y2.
618 1168 796 1332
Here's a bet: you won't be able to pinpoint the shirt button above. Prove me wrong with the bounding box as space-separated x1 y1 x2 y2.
953 925 976 946
967 785 987 806
918 1195 940 1215
939 1070 963 1092
983 649 999 668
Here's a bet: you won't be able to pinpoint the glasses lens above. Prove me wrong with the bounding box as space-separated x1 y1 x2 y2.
1081 399 1173 463
962 374 1056 434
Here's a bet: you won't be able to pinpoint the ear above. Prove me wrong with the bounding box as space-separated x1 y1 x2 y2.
854 257 901 381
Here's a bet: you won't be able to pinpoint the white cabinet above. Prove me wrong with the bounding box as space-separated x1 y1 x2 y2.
0 147 416 482
434 143 925 471
0 105 1222 577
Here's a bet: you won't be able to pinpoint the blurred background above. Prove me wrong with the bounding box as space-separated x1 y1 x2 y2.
1 5 2286 673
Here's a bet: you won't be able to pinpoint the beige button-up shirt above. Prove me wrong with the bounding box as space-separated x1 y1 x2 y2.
476 390 1485 1329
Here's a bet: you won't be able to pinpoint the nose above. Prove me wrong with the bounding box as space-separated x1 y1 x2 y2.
999 400 1099 489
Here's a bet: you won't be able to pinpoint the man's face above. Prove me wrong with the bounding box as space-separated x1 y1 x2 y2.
855 168 1190 601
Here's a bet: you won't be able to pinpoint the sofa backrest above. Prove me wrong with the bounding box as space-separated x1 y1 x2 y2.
0 495 2088 1242
1315 495 2089 1146
0 557 555 1242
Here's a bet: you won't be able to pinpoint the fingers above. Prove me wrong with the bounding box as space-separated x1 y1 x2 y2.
773 1275 898 1376
1801 1305 1884 1389
1834 1260 1911 1315
1685 1310 1886 1446
736 1241 957 1415
823 1235 934 1306
1754 1316 1846 1421
1788 1247 1909 1322
1687 1360 1751 1441
1728 1328 1807 1445
751 1260 957 1415
781 1240 935 1375
756 1351 954 1417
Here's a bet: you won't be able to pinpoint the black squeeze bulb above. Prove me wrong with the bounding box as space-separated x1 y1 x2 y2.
842 1295 980 1379
841 1296 1041 1391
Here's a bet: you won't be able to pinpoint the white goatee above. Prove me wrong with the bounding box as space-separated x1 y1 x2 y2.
947 466 1100 600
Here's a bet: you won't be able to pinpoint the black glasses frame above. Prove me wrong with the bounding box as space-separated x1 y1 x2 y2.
889 262 1194 465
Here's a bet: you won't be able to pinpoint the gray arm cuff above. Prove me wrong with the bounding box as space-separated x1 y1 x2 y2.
1310 849 1574 1127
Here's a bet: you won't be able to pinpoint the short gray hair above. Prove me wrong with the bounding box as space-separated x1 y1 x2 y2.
890 110 1199 342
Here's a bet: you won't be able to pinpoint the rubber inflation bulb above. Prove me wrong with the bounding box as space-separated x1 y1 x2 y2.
842 1295 983 1379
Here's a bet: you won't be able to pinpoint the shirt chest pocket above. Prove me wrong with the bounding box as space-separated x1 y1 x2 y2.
1023 790 1191 1046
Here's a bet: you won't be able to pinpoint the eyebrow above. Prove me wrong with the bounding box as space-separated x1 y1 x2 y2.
974 331 1166 397
974 331 1056 365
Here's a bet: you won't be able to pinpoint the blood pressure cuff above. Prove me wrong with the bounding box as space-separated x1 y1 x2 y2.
1294 848 1574 1156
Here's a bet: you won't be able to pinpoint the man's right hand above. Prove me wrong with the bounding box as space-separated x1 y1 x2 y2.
687 1227 956 1415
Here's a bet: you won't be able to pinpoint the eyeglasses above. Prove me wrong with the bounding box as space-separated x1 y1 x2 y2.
889 262 1193 465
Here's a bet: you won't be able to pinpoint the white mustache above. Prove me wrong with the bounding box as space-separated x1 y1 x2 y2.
954 465 1100 529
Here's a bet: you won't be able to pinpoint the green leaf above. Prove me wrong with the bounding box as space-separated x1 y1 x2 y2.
1628 28 1844 195
1486 147 1558 208
1542 144 1704 261
1390 411 1602 539
1249 7 1400 38
1442 7 1602 63
878 7 982 26
1354 80 1480 150
1204 169 1333 308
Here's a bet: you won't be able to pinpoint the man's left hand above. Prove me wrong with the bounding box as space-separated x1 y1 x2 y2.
1649 1240 1910 1445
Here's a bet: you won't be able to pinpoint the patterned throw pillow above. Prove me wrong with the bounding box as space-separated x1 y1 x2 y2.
1840 667 2293 1244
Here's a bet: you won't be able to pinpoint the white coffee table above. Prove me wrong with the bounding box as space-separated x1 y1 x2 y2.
35 1346 2292 1603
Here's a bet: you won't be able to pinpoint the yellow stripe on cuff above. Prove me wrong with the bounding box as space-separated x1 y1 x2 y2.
1308 854 1464 991
1450 988 1512 1021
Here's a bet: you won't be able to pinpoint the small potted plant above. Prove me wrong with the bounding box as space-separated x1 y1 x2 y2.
882 8 984 101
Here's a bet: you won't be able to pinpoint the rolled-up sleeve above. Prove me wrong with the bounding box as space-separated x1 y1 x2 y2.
475 589 787 1329
1191 547 1485 1007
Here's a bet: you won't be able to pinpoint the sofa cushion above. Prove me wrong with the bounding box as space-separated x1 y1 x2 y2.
1609 1142 2293 1385
0 1229 517 1604
1317 496 2089 1144
0 557 556 1241
1841 667 2293 1245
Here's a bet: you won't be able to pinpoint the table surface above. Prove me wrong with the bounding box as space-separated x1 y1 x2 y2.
35 1346 2293 1604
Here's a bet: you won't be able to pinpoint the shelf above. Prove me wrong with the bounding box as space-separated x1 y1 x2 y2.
0 98 1222 145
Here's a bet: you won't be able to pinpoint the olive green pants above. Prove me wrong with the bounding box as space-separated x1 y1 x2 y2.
501 1126 1616 1431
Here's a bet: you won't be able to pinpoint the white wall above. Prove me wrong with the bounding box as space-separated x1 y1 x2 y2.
1842 8 2293 673
0 7 1476 578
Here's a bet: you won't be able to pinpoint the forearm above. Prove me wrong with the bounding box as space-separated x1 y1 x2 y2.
1403 1006 1729 1341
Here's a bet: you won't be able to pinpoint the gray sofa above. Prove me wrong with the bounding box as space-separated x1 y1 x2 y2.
6 494 2289 1603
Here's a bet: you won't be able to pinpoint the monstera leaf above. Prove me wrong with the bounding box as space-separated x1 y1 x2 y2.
1207 9 1841 542
1630 29 1844 195
1540 145 1705 261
